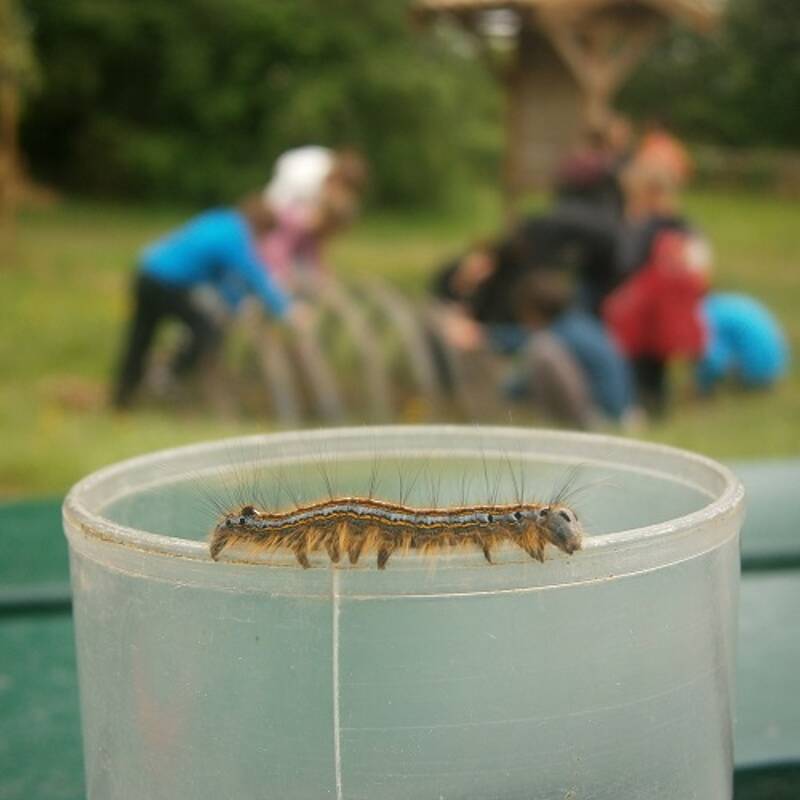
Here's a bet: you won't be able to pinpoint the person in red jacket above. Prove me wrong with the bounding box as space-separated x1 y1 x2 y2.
604 160 711 415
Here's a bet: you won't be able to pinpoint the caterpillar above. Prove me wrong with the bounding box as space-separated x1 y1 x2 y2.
209 496 582 569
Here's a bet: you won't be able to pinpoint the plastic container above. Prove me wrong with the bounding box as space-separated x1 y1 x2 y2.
63 426 744 800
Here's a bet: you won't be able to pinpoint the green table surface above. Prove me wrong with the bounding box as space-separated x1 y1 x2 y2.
0 497 68 593
1 459 799 798
0 615 83 800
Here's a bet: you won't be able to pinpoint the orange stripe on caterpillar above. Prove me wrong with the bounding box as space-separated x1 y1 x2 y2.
209 497 582 568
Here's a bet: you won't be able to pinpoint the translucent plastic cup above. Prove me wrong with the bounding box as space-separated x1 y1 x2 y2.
63 426 744 800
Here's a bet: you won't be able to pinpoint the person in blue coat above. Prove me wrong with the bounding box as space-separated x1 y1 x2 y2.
696 292 789 393
113 194 292 408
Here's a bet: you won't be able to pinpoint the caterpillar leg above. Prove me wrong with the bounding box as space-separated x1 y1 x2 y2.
472 534 493 564
325 536 341 564
347 536 366 565
524 545 544 562
376 542 397 570
209 530 229 561
520 539 544 562
293 542 311 569
517 526 546 562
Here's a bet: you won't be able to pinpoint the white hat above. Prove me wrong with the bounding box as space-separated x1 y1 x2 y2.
263 146 335 214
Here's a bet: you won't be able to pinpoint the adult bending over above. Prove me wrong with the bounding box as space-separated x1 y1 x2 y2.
512 270 637 429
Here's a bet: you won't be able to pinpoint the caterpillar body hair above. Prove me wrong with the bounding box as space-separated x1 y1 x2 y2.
209 496 583 569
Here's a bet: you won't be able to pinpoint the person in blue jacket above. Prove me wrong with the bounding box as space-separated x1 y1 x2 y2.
696 292 789 393
112 194 292 408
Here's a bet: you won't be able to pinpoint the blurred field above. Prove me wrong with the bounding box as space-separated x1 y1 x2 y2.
1 188 798 497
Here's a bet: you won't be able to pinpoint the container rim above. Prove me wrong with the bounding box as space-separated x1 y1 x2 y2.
62 425 745 572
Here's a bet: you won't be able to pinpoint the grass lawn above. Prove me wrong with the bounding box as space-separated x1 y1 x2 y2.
1 188 798 498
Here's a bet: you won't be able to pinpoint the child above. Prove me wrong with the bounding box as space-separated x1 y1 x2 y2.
637 119 693 187
605 159 710 415
260 147 368 285
696 292 789 393
264 146 367 218
112 194 292 409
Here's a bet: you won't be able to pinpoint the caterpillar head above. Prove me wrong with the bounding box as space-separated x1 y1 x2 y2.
225 505 260 528
210 505 261 560
534 504 582 554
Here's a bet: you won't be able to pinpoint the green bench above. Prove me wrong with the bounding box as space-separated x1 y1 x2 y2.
1 459 799 799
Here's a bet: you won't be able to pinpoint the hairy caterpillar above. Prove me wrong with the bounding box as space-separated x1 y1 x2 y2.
198 432 600 569
210 497 581 568
209 489 583 569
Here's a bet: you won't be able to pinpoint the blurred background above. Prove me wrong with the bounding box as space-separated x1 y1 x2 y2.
1 0 798 497
2 4 800 798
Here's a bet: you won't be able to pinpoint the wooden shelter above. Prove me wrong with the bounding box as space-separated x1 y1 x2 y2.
414 0 724 203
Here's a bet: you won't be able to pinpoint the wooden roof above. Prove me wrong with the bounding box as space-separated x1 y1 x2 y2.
413 0 725 31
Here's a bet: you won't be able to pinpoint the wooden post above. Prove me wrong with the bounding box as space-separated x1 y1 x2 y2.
503 21 584 213
538 6 665 130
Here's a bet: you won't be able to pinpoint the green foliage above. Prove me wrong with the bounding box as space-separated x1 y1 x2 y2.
18 0 799 205
0 0 38 89
621 0 800 148
20 0 500 206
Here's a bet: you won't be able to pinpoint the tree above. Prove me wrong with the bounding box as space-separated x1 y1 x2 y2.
20 0 499 206
620 0 800 148
1 0 37 223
